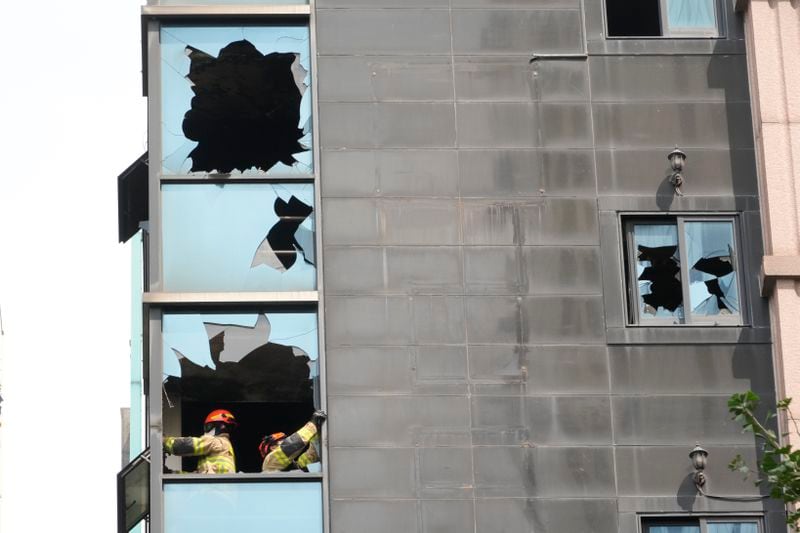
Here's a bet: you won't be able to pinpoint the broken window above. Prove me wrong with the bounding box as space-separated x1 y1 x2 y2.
606 0 719 37
165 481 322 532
685 221 739 317
162 311 319 473
162 183 315 292
632 222 684 321
161 25 312 176
642 518 760 533
624 216 742 325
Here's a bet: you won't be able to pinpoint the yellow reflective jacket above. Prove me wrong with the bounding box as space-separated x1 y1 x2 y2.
262 422 319 472
163 433 236 474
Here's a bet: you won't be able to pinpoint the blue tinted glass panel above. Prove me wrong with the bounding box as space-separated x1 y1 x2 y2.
648 527 700 533
162 183 315 292
157 0 307 4
162 311 318 382
633 223 684 321
684 221 739 318
708 523 758 533
161 25 312 176
165 482 322 533
667 0 716 31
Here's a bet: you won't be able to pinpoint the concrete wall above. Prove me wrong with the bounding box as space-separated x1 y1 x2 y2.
317 0 782 531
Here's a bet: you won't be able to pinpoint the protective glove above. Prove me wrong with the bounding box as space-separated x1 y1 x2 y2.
311 409 327 429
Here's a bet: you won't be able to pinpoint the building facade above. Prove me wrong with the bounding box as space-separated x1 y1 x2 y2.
119 0 787 532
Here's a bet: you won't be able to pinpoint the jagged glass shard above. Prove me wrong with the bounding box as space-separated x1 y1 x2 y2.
161 25 312 176
685 221 739 317
162 311 318 403
634 223 684 320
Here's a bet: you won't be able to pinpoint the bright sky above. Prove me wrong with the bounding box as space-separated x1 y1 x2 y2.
0 1 146 530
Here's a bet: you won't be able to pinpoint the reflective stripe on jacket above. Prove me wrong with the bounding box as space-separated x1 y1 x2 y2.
262 422 318 472
164 434 236 474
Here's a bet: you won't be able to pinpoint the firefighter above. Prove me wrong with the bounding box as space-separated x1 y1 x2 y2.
163 409 237 474
259 410 326 472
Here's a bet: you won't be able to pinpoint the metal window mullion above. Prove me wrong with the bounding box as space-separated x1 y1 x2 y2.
659 0 670 36
624 219 642 325
699 518 709 533
148 307 164 533
677 217 692 325
307 2 330 532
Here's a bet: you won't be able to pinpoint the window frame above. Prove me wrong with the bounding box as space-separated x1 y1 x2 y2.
604 0 724 39
641 516 763 533
139 5 328 533
623 214 744 327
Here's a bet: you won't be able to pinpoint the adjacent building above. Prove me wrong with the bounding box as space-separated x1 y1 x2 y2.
118 0 788 532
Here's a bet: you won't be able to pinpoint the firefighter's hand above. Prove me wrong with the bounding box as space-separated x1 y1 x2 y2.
312 410 327 428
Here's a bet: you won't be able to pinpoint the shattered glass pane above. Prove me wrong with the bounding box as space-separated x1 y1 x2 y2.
162 183 315 292
161 25 312 176
633 223 684 321
685 221 739 317
162 311 319 402
165 482 321 532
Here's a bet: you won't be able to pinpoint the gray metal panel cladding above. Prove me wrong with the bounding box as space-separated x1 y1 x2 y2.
315 0 779 531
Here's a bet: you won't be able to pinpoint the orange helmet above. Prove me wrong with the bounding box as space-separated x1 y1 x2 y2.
258 432 286 458
204 409 237 427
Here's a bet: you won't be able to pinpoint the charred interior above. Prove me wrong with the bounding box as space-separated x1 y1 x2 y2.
162 313 318 473
182 40 308 174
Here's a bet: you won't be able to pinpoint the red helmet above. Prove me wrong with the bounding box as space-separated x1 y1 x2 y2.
204 409 237 427
258 432 286 459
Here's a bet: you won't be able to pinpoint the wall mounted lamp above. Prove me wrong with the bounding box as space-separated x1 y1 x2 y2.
690 444 708 489
668 146 687 195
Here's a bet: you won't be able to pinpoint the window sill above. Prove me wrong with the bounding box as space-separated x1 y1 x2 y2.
606 326 770 345
587 38 744 56
163 472 322 483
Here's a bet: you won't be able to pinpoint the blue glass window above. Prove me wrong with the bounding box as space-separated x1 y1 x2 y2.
165 482 322 533
626 217 742 325
648 526 700 533
157 0 307 4
161 25 312 176
685 221 739 319
708 524 759 533
162 183 315 292
666 0 717 34
633 222 684 322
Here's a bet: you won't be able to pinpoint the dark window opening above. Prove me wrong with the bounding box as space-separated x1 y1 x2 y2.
606 0 720 38
182 40 308 174
162 312 320 475
606 0 662 37
179 401 314 474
